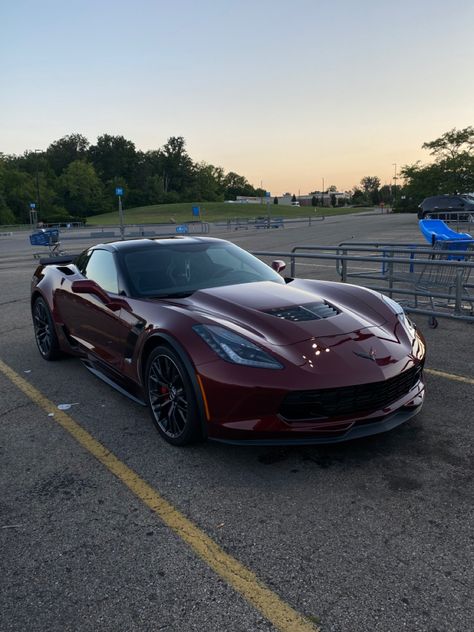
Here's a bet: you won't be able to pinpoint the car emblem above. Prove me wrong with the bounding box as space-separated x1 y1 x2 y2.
354 348 377 362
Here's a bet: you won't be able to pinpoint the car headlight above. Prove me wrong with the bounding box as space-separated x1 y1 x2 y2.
193 324 283 369
381 294 404 315
380 294 416 336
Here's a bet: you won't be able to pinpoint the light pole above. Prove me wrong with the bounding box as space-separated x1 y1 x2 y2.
34 149 42 220
392 163 398 209
322 177 325 207
115 187 124 239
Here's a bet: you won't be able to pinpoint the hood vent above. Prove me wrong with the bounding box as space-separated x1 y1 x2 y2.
265 301 340 322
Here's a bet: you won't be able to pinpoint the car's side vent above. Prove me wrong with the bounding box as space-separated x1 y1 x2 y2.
57 266 75 275
265 301 340 322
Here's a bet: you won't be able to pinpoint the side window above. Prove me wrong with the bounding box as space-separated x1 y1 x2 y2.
75 250 92 275
84 250 119 294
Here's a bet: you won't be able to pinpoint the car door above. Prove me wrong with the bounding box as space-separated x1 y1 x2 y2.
58 249 130 370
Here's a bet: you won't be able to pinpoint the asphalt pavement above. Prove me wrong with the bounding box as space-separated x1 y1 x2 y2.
1 212 473 632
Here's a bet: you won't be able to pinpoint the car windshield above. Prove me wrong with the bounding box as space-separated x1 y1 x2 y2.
121 241 285 298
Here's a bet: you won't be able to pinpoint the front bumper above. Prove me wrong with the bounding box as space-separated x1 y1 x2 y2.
209 398 424 445
197 355 425 445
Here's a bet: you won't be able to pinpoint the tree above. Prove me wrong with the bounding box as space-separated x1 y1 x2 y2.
360 176 381 193
191 162 223 201
311 195 317 207
359 176 381 205
88 134 137 184
223 172 255 199
46 134 89 175
351 187 366 205
0 158 15 224
328 184 337 192
144 174 166 205
400 126 474 208
2 167 37 223
60 160 106 217
379 185 393 204
160 136 195 195
422 126 474 161
273 196 279 205
0 193 15 224
330 193 337 207
291 194 297 203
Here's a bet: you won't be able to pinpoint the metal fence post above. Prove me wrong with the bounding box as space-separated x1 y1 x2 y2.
388 251 394 297
290 248 297 277
341 249 347 282
454 269 463 315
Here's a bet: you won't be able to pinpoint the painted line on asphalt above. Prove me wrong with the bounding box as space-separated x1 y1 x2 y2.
425 367 474 385
0 358 319 632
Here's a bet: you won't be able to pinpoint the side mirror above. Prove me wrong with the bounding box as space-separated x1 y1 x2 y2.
72 279 110 302
71 279 130 312
271 260 286 274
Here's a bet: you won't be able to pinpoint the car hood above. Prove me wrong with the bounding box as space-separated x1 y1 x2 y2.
176 281 392 346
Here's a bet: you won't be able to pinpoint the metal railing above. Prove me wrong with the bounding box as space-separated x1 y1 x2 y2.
215 216 324 230
253 244 474 325
419 211 474 229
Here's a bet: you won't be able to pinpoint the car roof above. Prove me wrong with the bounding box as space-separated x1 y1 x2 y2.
93 236 225 253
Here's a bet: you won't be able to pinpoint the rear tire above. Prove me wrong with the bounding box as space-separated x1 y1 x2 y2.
32 297 62 361
145 346 203 446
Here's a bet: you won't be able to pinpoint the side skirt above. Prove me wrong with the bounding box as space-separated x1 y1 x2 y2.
82 360 147 407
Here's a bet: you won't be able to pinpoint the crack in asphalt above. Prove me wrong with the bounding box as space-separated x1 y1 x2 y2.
0 401 33 419
0 298 30 306
0 326 30 337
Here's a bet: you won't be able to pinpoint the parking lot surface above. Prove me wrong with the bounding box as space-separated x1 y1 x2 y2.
1 213 473 632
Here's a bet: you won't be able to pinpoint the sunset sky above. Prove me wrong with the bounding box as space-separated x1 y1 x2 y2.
1 0 473 195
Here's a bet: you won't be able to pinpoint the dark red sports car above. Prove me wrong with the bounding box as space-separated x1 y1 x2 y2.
31 237 425 445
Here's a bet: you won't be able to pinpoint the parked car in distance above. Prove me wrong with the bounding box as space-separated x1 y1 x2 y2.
418 194 474 219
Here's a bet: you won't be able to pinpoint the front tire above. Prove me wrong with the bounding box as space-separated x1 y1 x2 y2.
146 346 202 446
32 296 62 361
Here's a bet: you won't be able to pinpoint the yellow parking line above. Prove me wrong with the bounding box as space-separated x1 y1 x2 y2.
425 368 474 385
0 358 319 632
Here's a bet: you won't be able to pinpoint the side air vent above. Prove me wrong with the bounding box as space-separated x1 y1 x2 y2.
265 301 340 322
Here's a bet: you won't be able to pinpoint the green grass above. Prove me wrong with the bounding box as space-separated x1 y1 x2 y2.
87 202 373 226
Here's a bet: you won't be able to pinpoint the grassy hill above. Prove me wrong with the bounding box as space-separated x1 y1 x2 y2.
87 202 368 226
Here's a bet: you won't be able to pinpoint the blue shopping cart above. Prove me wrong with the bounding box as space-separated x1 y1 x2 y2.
29 229 62 259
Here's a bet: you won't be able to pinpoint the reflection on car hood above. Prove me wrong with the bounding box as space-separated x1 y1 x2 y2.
178 281 391 345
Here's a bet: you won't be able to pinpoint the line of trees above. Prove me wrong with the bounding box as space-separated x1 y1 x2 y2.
1 126 472 225
351 127 474 210
0 134 265 224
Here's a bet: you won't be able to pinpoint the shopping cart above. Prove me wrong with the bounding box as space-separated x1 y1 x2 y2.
409 239 474 327
29 229 63 259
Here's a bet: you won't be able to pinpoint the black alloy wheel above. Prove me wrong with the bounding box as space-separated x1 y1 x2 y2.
146 346 202 446
33 297 61 361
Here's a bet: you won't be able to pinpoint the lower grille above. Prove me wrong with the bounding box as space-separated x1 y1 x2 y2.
280 365 422 421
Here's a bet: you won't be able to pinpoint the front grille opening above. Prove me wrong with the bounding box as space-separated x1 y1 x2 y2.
265 301 340 322
280 365 422 421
